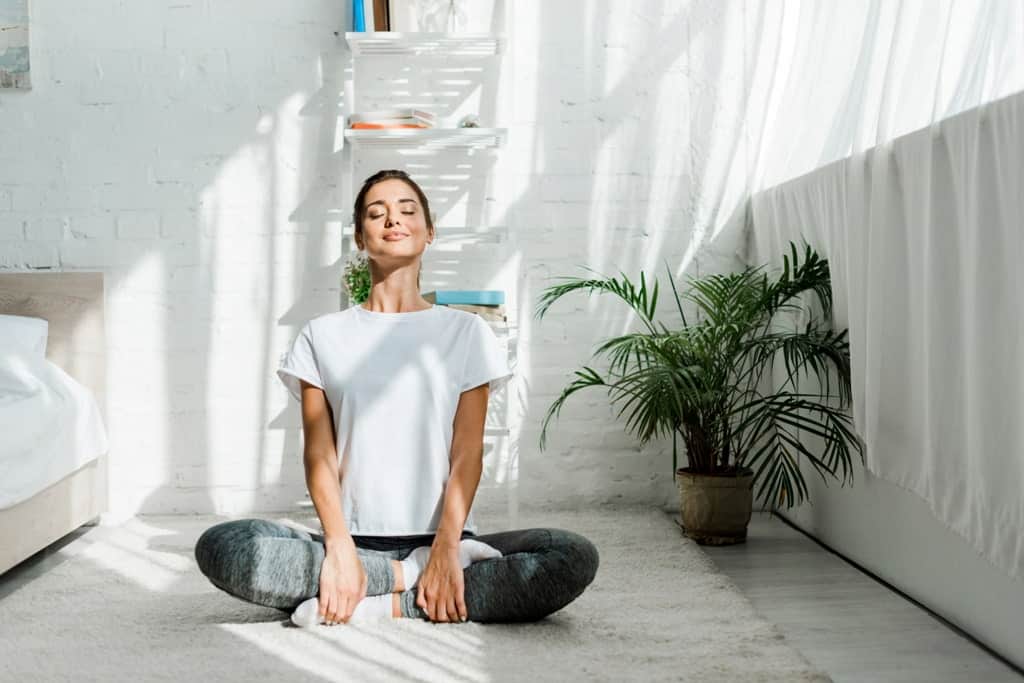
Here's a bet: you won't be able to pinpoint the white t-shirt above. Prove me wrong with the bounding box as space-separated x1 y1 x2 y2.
276 304 513 535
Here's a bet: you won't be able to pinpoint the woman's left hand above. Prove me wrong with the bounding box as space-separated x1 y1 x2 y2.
415 543 467 623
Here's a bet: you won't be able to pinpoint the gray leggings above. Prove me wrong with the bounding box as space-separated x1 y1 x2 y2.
193 518 599 623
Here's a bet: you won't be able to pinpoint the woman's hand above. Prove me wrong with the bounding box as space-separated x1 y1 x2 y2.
319 539 367 624
415 543 467 623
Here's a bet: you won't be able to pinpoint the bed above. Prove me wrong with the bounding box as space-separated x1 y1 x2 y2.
0 272 109 576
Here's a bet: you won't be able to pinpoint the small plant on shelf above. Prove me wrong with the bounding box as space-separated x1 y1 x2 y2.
342 251 371 305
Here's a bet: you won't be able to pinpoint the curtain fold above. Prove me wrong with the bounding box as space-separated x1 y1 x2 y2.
746 89 1024 580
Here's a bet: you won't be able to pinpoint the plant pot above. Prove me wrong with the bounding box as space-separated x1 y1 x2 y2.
674 466 754 546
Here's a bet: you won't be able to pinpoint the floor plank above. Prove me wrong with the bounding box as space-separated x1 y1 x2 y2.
696 511 1023 682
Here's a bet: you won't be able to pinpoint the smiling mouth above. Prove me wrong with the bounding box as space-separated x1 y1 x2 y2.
384 234 408 241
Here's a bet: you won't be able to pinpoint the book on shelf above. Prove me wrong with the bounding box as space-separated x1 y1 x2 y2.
355 0 389 31
353 0 365 31
423 290 505 306
349 108 436 129
372 0 389 31
350 122 431 129
445 303 506 323
423 291 507 323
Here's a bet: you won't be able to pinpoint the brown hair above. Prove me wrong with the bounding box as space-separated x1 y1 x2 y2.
352 169 435 290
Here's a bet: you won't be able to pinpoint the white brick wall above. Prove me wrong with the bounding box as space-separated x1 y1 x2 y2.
0 1 749 518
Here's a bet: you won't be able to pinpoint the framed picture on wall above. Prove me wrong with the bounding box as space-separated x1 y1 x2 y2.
388 0 496 33
0 0 31 89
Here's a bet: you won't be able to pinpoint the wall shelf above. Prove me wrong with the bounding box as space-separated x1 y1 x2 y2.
343 31 505 57
343 127 506 149
337 26 517 463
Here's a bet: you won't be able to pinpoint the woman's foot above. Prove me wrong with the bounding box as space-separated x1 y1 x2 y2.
291 539 502 627
399 538 503 589
290 596 324 627
290 594 396 627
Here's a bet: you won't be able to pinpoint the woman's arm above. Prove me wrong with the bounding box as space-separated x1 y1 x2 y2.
417 382 491 622
434 382 490 549
299 379 353 549
300 379 368 625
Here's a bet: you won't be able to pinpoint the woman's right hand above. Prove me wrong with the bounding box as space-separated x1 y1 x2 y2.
318 539 367 624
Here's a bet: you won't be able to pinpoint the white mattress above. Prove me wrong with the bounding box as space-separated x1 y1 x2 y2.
0 350 109 510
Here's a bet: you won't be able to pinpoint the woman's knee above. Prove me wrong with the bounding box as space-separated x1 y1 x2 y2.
547 529 599 595
195 522 223 577
194 519 258 579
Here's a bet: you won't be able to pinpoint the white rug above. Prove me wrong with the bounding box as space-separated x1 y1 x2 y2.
0 502 830 682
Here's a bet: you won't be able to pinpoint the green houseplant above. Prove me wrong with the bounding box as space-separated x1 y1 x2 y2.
343 251 372 305
535 240 865 544
343 252 425 306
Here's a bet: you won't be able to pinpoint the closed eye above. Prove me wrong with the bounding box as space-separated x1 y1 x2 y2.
369 211 416 219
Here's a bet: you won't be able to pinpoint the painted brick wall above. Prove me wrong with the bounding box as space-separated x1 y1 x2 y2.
0 1 749 519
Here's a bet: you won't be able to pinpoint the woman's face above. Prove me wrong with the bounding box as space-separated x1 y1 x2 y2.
358 178 432 261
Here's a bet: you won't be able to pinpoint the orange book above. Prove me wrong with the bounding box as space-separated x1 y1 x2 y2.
350 122 430 129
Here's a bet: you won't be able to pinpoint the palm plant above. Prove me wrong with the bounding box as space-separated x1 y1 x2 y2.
534 240 865 510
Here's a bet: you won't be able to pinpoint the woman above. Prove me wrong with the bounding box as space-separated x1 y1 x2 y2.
194 169 599 626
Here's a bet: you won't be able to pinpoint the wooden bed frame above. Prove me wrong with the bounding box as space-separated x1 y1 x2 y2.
0 272 108 576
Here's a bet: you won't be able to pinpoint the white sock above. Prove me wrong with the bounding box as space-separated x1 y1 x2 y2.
291 596 325 627
290 593 394 627
351 594 394 621
290 539 503 627
399 538 503 589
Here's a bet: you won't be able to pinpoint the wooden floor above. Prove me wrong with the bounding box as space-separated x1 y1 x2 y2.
698 511 1023 683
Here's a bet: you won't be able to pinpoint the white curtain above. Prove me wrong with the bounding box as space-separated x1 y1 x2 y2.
742 0 1024 196
724 0 1024 580
692 0 1024 263
745 88 1024 579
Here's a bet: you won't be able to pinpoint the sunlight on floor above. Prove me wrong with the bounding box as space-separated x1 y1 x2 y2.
222 611 493 681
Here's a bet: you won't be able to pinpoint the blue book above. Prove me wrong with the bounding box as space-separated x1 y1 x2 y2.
423 290 505 306
353 0 365 31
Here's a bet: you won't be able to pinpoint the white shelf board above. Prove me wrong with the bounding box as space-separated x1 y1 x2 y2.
342 225 506 244
344 31 505 57
344 127 506 149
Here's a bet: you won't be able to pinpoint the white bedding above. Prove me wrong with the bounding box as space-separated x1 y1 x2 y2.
0 350 109 510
